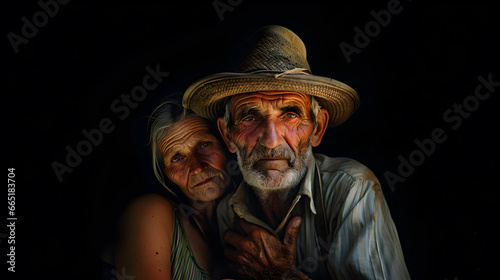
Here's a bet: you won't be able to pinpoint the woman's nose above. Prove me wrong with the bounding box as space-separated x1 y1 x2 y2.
189 155 207 174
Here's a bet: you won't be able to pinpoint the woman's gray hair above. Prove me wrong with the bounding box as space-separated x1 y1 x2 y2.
148 100 191 200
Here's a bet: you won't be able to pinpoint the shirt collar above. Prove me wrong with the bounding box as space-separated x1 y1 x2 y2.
300 155 317 214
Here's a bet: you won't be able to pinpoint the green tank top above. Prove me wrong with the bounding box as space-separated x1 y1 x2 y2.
170 208 211 280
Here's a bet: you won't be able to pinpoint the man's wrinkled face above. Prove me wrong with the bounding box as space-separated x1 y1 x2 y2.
224 91 317 192
160 115 228 202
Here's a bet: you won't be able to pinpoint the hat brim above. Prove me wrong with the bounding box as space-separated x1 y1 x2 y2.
182 72 360 128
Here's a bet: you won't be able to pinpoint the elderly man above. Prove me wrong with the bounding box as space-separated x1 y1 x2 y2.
183 25 410 279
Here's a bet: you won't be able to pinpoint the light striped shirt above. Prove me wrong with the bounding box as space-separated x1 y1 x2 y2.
171 208 211 280
217 153 410 279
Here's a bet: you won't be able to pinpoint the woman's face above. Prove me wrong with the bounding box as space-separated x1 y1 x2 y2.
159 115 228 202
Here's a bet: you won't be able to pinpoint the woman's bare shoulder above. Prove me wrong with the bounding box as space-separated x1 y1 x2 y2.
121 193 176 227
115 194 177 279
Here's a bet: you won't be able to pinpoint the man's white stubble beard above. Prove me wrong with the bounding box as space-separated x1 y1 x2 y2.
235 141 313 201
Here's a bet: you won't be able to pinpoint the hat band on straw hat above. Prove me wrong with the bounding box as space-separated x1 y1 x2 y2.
249 68 312 78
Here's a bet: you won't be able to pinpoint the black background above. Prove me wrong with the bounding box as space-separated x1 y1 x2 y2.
2 1 499 279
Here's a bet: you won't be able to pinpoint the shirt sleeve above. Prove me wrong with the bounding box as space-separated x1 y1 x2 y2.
322 168 410 279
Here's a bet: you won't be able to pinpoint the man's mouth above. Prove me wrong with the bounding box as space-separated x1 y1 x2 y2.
254 158 289 171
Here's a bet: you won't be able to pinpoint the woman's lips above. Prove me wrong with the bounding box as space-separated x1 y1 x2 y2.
193 177 214 188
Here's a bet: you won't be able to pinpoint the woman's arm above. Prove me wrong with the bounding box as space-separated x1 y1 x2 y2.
114 194 175 280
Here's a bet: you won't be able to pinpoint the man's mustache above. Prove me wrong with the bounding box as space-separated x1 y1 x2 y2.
246 143 296 168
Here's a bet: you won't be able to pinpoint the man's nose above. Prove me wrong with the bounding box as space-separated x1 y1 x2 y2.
189 155 207 175
258 117 285 149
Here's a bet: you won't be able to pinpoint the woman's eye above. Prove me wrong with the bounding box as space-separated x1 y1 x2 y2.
285 113 298 118
200 142 210 148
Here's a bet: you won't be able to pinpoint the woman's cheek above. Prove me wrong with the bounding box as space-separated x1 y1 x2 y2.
165 166 185 188
208 147 227 171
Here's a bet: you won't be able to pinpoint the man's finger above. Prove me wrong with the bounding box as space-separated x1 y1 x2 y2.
283 216 302 252
224 230 245 248
224 247 252 265
225 249 261 279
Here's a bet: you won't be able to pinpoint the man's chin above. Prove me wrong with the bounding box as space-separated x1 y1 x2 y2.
253 166 288 176
244 168 297 191
263 169 284 177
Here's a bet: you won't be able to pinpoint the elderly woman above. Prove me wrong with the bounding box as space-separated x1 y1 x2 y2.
113 101 231 279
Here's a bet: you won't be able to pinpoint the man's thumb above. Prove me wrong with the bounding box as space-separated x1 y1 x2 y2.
284 216 302 251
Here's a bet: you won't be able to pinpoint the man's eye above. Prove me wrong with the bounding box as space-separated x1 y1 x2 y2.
285 113 298 118
171 155 182 162
243 116 256 121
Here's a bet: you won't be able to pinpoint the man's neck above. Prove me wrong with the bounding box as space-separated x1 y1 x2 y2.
253 186 299 229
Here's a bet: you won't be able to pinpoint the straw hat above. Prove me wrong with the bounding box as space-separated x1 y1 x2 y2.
182 25 360 128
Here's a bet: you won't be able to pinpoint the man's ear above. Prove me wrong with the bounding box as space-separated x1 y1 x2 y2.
311 108 329 147
217 117 237 153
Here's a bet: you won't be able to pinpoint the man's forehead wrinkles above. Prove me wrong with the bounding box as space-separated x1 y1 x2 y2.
232 92 310 111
